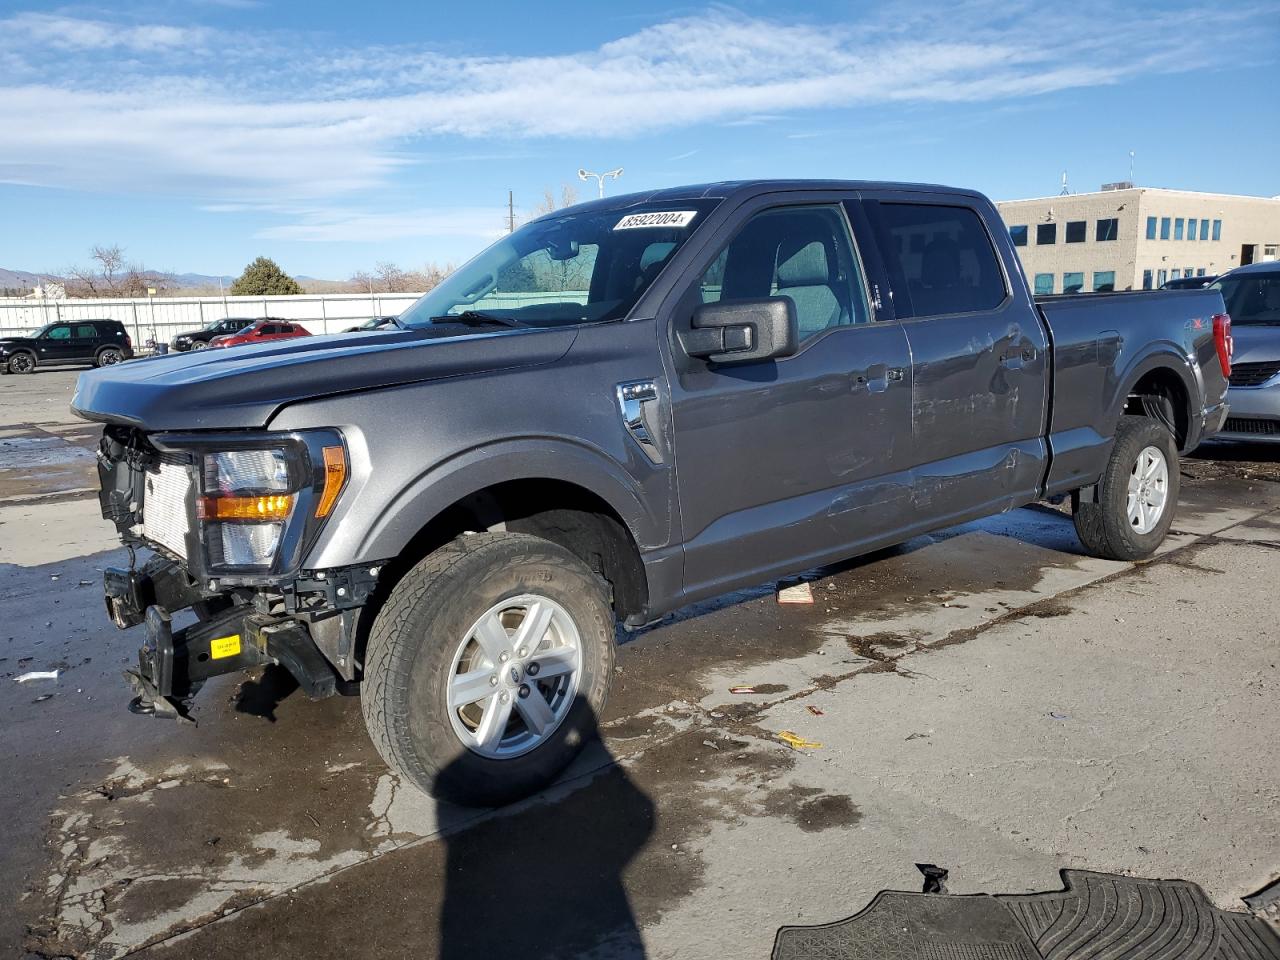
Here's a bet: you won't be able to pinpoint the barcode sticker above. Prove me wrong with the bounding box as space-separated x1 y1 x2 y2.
614 211 698 230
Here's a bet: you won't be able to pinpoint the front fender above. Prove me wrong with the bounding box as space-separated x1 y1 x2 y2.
310 437 664 568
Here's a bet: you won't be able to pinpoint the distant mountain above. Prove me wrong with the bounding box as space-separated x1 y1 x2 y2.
0 267 53 289
165 272 234 288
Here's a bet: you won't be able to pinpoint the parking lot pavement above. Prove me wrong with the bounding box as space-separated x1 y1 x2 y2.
2 369 1278 959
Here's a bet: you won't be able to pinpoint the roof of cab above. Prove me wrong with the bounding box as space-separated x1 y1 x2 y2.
543 179 982 217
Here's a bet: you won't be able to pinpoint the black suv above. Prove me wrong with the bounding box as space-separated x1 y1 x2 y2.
171 317 263 352
1 319 133 374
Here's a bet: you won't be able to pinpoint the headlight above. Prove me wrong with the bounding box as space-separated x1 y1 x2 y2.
170 431 348 575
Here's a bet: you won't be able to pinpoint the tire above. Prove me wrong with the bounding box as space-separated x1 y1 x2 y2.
362 532 615 806
7 351 35 374
95 347 124 367
190 340 208 350
1073 415 1180 561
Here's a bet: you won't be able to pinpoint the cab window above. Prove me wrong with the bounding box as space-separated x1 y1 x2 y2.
696 205 869 342
75 324 98 338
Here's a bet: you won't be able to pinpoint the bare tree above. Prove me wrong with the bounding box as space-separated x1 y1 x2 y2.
374 261 412 293
92 244 126 290
63 244 169 298
533 183 581 216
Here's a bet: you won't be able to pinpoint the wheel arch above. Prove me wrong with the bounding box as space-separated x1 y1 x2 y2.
1117 351 1198 450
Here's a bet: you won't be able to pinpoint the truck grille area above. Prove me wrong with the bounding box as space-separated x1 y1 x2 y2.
142 454 193 559
1223 417 1280 437
1229 360 1280 387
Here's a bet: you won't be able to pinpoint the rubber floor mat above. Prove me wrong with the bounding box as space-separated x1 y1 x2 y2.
772 870 1280 959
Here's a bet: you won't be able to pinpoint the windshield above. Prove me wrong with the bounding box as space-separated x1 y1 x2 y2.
1213 273 1280 326
399 200 719 329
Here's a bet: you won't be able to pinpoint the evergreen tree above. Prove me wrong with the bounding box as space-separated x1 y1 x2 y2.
230 257 302 296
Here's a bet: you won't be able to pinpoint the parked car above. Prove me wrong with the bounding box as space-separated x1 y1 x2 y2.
1211 261 1280 441
170 317 260 352
208 319 312 348
73 179 1230 805
1161 275 1218 290
343 316 402 333
1 319 132 374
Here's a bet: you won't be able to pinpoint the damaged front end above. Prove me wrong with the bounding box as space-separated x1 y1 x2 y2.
95 424 378 721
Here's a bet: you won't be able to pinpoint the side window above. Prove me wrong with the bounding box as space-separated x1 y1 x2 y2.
695 205 869 342
871 202 1008 318
75 324 98 338
45 325 71 340
259 324 278 335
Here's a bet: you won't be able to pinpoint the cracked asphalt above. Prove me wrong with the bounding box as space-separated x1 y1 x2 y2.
2 370 1278 959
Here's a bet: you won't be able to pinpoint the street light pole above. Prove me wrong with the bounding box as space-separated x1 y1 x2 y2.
578 167 624 199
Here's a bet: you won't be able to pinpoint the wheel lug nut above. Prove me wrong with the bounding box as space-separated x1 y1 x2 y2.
499 652 510 663
526 662 540 676
489 675 498 686
518 647 528 657
500 693 510 703
518 684 530 699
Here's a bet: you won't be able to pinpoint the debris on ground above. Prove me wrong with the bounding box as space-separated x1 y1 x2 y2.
777 730 823 750
805 705 825 717
777 581 814 604
905 731 930 741
729 685 757 695
14 670 59 683
1048 711 1069 720
31 694 54 703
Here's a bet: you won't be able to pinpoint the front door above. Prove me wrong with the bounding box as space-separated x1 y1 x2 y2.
666 198 915 601
36 323 77 364
860 195 1049 523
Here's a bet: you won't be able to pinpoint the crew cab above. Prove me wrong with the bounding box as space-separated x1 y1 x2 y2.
71 180 1231 805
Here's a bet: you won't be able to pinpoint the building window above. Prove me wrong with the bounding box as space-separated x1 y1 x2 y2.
1160 217 1171 240
1142 269 1153 290
1065 220 1086 243
1157 269 1168 286
1146 216 1157 240
1009 225 1028 247
1196 268 1206 276
1174 218 1184 240
1212 219 1222 241
1188 219 1198 241
1185 266 1194 277
1034 273 1054 295
1201 219 1210 241
1171 269 1181 280
1063 271 1084 294
1037 222 1057 245
1096 218 1119 241
1265 244 1278 261
1093 271 1116 292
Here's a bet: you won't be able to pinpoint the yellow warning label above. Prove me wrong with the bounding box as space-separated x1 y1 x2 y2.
210 634 242 659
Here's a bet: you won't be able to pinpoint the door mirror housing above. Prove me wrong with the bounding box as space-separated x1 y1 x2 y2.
681 297 799 365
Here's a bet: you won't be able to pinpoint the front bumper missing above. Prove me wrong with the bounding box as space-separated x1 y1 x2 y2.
114 583 340 722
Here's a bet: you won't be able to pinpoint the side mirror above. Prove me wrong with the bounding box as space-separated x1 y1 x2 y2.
680 297 798 365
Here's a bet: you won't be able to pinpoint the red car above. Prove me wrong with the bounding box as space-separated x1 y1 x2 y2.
209 319 312 349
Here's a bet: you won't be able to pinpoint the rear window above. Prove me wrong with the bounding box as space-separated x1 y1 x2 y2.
870 202 1008 318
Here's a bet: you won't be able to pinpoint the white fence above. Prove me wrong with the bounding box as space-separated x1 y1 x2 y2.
0 292 426 345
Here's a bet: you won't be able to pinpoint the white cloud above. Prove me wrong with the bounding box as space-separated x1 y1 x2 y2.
253 207 506 243
0 2 1264 210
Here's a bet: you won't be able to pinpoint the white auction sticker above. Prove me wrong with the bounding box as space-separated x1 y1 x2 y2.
614 211 698 230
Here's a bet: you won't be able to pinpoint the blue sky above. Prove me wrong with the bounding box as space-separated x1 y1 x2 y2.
1 0 1278 280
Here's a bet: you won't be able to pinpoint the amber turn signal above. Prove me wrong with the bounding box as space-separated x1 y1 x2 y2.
315 445 347 518
197 493 294 521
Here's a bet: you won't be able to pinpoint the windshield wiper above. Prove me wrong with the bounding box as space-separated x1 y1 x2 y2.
430 311 529 328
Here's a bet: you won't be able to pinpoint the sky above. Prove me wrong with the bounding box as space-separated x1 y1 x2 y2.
1 0 1278 281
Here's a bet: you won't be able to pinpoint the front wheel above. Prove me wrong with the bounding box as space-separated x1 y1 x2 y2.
7 352 35 374
1073 415 1180 561
361 532 615 806
190 340 209 351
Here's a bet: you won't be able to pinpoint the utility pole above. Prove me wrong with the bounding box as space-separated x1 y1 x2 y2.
507 190 515 233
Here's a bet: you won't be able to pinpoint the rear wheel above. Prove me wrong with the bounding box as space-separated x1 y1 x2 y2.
95 347 124 367
1073 415 1179 561
7 352 35 374
361 532 615 806
190 340 209 351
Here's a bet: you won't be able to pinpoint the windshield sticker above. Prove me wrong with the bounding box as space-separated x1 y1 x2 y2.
614 211 698 230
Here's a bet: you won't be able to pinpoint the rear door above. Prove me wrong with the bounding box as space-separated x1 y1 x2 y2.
71 323 102 360
858 192 1049 521
665 192 915 599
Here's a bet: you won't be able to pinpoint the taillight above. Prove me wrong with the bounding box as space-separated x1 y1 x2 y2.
1212 313 1232 379
124 333 132 350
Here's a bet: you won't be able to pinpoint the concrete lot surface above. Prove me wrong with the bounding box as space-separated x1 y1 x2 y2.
2 369 1277 959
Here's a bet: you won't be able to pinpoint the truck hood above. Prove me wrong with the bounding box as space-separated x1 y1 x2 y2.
71 326 578 432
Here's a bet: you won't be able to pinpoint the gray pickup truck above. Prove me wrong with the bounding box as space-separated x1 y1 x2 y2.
72 180 1232 804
